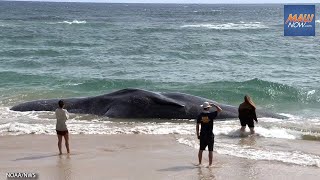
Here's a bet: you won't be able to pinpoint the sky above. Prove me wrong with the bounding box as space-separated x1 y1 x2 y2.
6 0 320 4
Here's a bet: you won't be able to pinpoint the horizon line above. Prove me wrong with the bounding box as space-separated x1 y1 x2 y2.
3 0 319 5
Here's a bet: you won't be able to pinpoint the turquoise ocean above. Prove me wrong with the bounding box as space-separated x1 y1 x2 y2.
1 1 320 167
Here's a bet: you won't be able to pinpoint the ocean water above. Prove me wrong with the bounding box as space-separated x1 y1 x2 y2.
1 1 320 167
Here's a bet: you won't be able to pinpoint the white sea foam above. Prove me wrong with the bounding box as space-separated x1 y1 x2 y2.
1 107 319 140
213 124 296 139
0 122 54 135
47 20 87 25
0 118 308 140
217 143 320 167
67 82 83 86
0 21 9 27
278 113 297 119
181 22 268 30
126 124 194 135
177 138 320 167
255 127 296 139
307 90 316 95
60 20 87 24
0 121 195 136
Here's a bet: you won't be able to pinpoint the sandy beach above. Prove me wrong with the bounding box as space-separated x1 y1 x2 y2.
0 134 319 180
0 1 320 180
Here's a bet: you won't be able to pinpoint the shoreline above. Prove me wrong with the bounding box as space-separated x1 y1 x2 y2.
0 134 319 180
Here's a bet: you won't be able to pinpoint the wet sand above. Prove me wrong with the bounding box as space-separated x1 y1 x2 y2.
0 134 319 180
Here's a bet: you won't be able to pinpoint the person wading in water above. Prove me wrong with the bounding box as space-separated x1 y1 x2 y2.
238 95 258 135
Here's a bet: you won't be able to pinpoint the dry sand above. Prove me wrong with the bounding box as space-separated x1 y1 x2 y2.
0 134 319 180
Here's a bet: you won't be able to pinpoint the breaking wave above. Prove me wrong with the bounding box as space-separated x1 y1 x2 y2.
181 22 268 30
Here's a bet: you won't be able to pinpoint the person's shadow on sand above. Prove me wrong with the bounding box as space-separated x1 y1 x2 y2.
158 165 197 172
158 165 216 180
13 154 59 161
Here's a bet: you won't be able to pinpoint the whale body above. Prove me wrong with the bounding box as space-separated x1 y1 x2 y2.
10 88 286 120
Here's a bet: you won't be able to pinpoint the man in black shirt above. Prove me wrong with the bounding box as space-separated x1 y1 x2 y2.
196 101 222 167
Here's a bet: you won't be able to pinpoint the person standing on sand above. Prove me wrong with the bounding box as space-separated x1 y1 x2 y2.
55 100 70 155
196 102 222 167
238 95 258 135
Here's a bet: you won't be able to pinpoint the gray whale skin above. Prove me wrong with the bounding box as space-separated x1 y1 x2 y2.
10 88 286 120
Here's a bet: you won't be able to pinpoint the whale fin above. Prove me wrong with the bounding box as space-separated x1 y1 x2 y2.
104 107 120 118
104 105 133 118
152 95 185 107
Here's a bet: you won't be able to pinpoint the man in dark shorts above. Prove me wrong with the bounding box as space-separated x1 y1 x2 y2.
196 101 222 167
55 100 70 155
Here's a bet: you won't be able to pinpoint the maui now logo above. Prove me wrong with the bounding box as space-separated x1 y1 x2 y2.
285 14 314 28
284 5 315 36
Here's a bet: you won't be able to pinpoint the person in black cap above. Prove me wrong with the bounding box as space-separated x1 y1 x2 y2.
196 101 222 167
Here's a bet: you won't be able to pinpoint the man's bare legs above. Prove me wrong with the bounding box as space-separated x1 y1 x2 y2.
240 126 246 136
249 127 255 134
63 133 70 154
57 135 63 155
199 150 213 167
198 150 203 165
209 151 213 166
